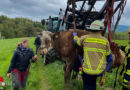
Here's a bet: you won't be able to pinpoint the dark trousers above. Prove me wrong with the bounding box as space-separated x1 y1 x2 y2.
35 45 40 54
123 86 129 90
12 69 29 90
82 72 98 90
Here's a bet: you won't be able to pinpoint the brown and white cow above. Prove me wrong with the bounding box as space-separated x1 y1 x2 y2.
40 31 54 55
39 30 125 90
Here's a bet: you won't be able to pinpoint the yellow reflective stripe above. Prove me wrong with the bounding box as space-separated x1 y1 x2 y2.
106 50 111 56
123 79 128 83
84 47 106 73
74 36 78 40
97 53 105 70
74 36 82 46
84 49 92 70
125 46 129 53
84 47 106 53
126 70 130 75
77 39 81 46
83 67 103 74
128 53 130 58
121 56 128 82
86 38 107 45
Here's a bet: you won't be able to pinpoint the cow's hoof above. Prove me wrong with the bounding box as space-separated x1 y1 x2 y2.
66 88 71 90
66 85 71 90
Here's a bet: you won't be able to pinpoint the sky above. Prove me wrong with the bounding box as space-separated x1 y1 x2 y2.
0 0 129 26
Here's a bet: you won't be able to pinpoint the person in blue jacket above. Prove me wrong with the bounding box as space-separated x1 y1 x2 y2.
7 39 37 90
34 33 42 54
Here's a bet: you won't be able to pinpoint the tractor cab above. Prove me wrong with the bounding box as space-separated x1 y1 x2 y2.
41 16 66 33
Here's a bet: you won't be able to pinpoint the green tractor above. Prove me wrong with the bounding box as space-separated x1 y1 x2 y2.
41 16 66 33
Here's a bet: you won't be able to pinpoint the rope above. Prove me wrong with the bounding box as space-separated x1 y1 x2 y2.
106 0 115 44
112 0 127 41
114 67 119 90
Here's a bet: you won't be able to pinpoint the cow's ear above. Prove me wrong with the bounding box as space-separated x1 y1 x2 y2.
49 33 54 36
49 32 54 40
39 32 43 36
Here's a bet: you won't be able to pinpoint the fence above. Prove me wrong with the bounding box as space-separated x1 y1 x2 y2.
0 32 4 39
105 33 129 40
0 31 128 40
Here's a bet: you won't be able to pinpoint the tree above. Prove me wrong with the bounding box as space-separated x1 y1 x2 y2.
0 15 44 38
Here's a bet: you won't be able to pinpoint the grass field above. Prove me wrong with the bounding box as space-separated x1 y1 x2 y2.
0 38 129 90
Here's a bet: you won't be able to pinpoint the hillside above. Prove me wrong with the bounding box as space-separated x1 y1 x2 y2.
0 15 44 38
0 15 129 39
111 25 130 32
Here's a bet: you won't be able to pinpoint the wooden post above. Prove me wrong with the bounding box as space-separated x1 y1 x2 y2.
0 32 1 39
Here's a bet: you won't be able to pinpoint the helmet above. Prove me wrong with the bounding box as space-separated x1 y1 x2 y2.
90 20 105 31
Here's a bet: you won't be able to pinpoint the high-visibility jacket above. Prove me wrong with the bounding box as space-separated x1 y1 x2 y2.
74 32 111 75
120 46 130 88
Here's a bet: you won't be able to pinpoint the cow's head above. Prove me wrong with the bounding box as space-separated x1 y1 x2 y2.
39 31 54 55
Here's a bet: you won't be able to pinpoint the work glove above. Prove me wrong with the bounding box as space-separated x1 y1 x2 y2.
73 32 77 37
78 55 83 63
106 53 113 71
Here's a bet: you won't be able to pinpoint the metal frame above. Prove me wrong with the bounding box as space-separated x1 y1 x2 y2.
62 0 127 36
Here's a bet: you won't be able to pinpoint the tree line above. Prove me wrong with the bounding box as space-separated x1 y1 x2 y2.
0 15 44 38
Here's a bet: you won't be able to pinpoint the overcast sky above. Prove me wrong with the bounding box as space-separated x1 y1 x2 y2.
0 0 129 26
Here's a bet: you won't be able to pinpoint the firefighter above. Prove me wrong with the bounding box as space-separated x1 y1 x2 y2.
7 39 37 90
119 32 130 90
56 8 64 31
73 20 113 90
48 16 53 32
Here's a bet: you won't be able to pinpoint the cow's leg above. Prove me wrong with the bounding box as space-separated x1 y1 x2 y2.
72 71 78 80
64 63 67 72
64 65 72 90
64 60 73 90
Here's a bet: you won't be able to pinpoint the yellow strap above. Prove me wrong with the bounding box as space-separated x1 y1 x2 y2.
125 46 129 53
85 38 107 45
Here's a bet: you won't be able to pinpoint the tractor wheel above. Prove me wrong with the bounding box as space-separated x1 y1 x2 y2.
43 48 58 65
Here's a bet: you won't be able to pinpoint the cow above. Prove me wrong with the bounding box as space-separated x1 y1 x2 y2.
39 30 125 90
40 31 53 55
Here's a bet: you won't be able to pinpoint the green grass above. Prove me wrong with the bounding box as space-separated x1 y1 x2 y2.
105 32 129 40
0 37 46 90
0 38 129 90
